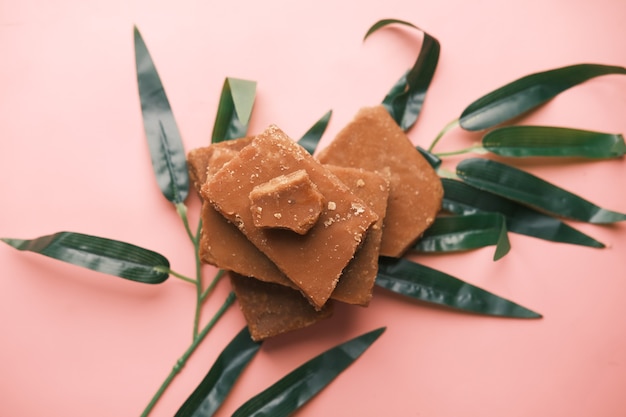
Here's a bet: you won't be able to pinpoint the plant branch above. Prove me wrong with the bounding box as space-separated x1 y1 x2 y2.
140 292 236 417
428 118 459 152
201 269 226 302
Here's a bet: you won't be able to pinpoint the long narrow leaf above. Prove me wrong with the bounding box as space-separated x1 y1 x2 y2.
460 64 626 131
134 27 189 204
457 158 626 223
298 109 332 154
376 257 540 318
175 326 262 417
441 178 605 248
211 78 257 143
483 126 626 158
365 19 440 131
414 213 510 260
231 327 385 417
1 232 170 284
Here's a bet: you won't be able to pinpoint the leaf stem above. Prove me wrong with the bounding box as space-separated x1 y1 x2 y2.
140 292 236 417
176 202 195 243
192 220 204 338
201 269 226 302
435 143 486 158
428 118 459 153
153 266 196 284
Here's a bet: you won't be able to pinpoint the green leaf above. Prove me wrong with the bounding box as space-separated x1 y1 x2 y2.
134 27 189 204
365 19 440 131
211 78 257 143
414 213 510 261
416 146 442 169
482 126 626 158
441 178 605 248
456 158 626 223
1 232 170 284
376 257 541 318
231 327 385 417
298 109 332 154
175 326 262 417
460 64 626 131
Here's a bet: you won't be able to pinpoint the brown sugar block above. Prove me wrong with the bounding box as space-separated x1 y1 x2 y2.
187 137 254 193
230 272 333 342
202 125 378 309
317 105 443 257
249 169 324 235
194 139 295 288
199 201 296 288
327 166 389 306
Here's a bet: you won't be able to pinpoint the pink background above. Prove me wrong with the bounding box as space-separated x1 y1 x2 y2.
2 0 626 416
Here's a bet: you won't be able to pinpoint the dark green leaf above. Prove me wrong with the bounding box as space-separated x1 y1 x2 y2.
1 232 170 284
415 213 510 260
365 19 440 131
416 146 442 169
134 27 189 204
441 178 605 248
175 326 262 417
376 257 541 318
211 78 257 143
483 126 626 158
456 158 626 223
363 18 420 40
298 110 332 154
460 64 626 131
231 327 385 417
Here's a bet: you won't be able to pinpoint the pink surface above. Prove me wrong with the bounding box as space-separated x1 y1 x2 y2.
2 1 626 416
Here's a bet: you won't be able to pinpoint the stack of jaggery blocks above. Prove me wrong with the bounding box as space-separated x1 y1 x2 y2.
187 105 443 341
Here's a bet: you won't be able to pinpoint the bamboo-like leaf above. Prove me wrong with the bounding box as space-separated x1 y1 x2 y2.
457 158 626 223
1 232 170 284
441 178 605 248
211 78 257 143
414 213 510 260
483 126 626 158
460 64 626 131
231 327 385 417
376 257 541 318
134 27 189 204
175 326 262 417
298 110 332 154
365 19 440 131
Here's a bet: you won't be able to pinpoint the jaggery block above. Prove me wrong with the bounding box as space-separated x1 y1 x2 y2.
200 202 296 288
327 166 389 306
187 137 254 193
195 140 295 288
230 272 333 341
202 125 378 309
249 169 324 235
317 105 443 257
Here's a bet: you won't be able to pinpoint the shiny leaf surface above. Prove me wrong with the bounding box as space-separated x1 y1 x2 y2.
231 327 385 417
457 158 626 223
365 19 440 131
482 126 626 158
1 232 170 284
298 109 332 154
134 27 189 204
441 178 605 248
417 146 442 169
415 213 510 260
175 327 262 417
460 64 626 131
376 257 541 318
211 78 257 143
